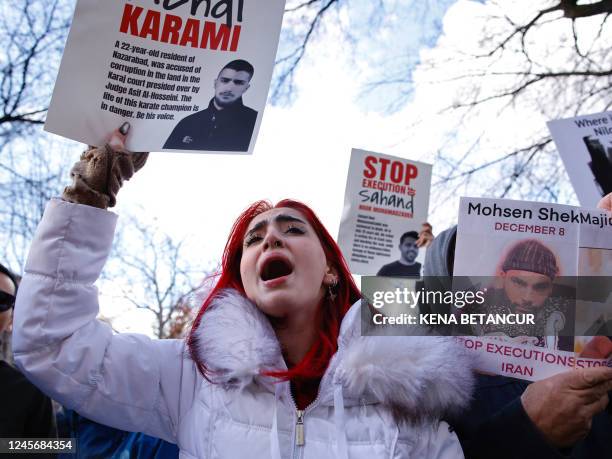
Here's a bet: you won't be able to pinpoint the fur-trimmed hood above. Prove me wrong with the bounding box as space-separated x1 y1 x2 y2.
189 289 474 422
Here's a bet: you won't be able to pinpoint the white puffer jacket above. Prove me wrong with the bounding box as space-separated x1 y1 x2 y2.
13 199 474 459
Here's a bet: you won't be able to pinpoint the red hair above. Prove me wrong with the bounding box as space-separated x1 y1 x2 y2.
187 199 360 383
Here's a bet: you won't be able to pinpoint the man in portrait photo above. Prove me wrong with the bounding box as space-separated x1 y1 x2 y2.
163 59 258 152
377 231 422 277
471 239 574 350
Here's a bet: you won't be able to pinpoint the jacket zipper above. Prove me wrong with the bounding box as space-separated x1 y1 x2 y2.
288 388 320 457
295 410 305 446
288 335 346 457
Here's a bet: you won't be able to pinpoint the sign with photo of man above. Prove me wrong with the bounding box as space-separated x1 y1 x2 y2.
44 0 286 154
337 148 432 277
454 196 612 381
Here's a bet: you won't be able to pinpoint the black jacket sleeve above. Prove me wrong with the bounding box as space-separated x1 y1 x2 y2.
25 389 56 438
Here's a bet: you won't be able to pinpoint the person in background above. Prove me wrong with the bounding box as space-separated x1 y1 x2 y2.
57 408 179 459
0 263 56 445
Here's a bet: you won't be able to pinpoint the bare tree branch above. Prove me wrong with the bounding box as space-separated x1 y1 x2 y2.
272 0 341 102
109 216 209 339
559 0 612 19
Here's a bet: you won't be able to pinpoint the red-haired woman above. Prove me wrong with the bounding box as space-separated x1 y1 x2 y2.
13 128 473 458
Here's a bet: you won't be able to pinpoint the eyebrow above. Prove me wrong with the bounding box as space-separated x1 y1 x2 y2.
533 281 552 289
219 77 249 83
245 214 306 238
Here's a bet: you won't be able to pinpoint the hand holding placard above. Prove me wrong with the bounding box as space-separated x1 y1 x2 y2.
520 367 612 447
597 192 612 212
416 222 433 248
63 123 148 209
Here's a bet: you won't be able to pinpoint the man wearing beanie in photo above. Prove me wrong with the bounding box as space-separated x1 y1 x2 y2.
466 239 573 349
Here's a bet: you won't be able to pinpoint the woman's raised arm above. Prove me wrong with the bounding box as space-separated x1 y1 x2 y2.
12 127 197 443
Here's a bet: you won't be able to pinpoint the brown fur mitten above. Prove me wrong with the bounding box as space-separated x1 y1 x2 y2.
62 144 148 209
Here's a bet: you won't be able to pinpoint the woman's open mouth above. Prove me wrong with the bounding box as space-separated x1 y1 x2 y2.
260 256 294 286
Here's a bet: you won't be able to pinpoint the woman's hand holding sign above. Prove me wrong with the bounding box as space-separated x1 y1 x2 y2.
63 122 148 209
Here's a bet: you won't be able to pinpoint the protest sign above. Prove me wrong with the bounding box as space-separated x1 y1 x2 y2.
44 0 285 153
337 148 432 277
454 197 612 381
547 110 612 206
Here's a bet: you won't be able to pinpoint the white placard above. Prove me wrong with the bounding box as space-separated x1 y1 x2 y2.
454 197 612 380
547 110 612 207
337 148 432 277
45 0 285 154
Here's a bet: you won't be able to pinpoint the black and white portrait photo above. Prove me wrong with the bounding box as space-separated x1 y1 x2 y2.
164 59 258 152
377 231 422 277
